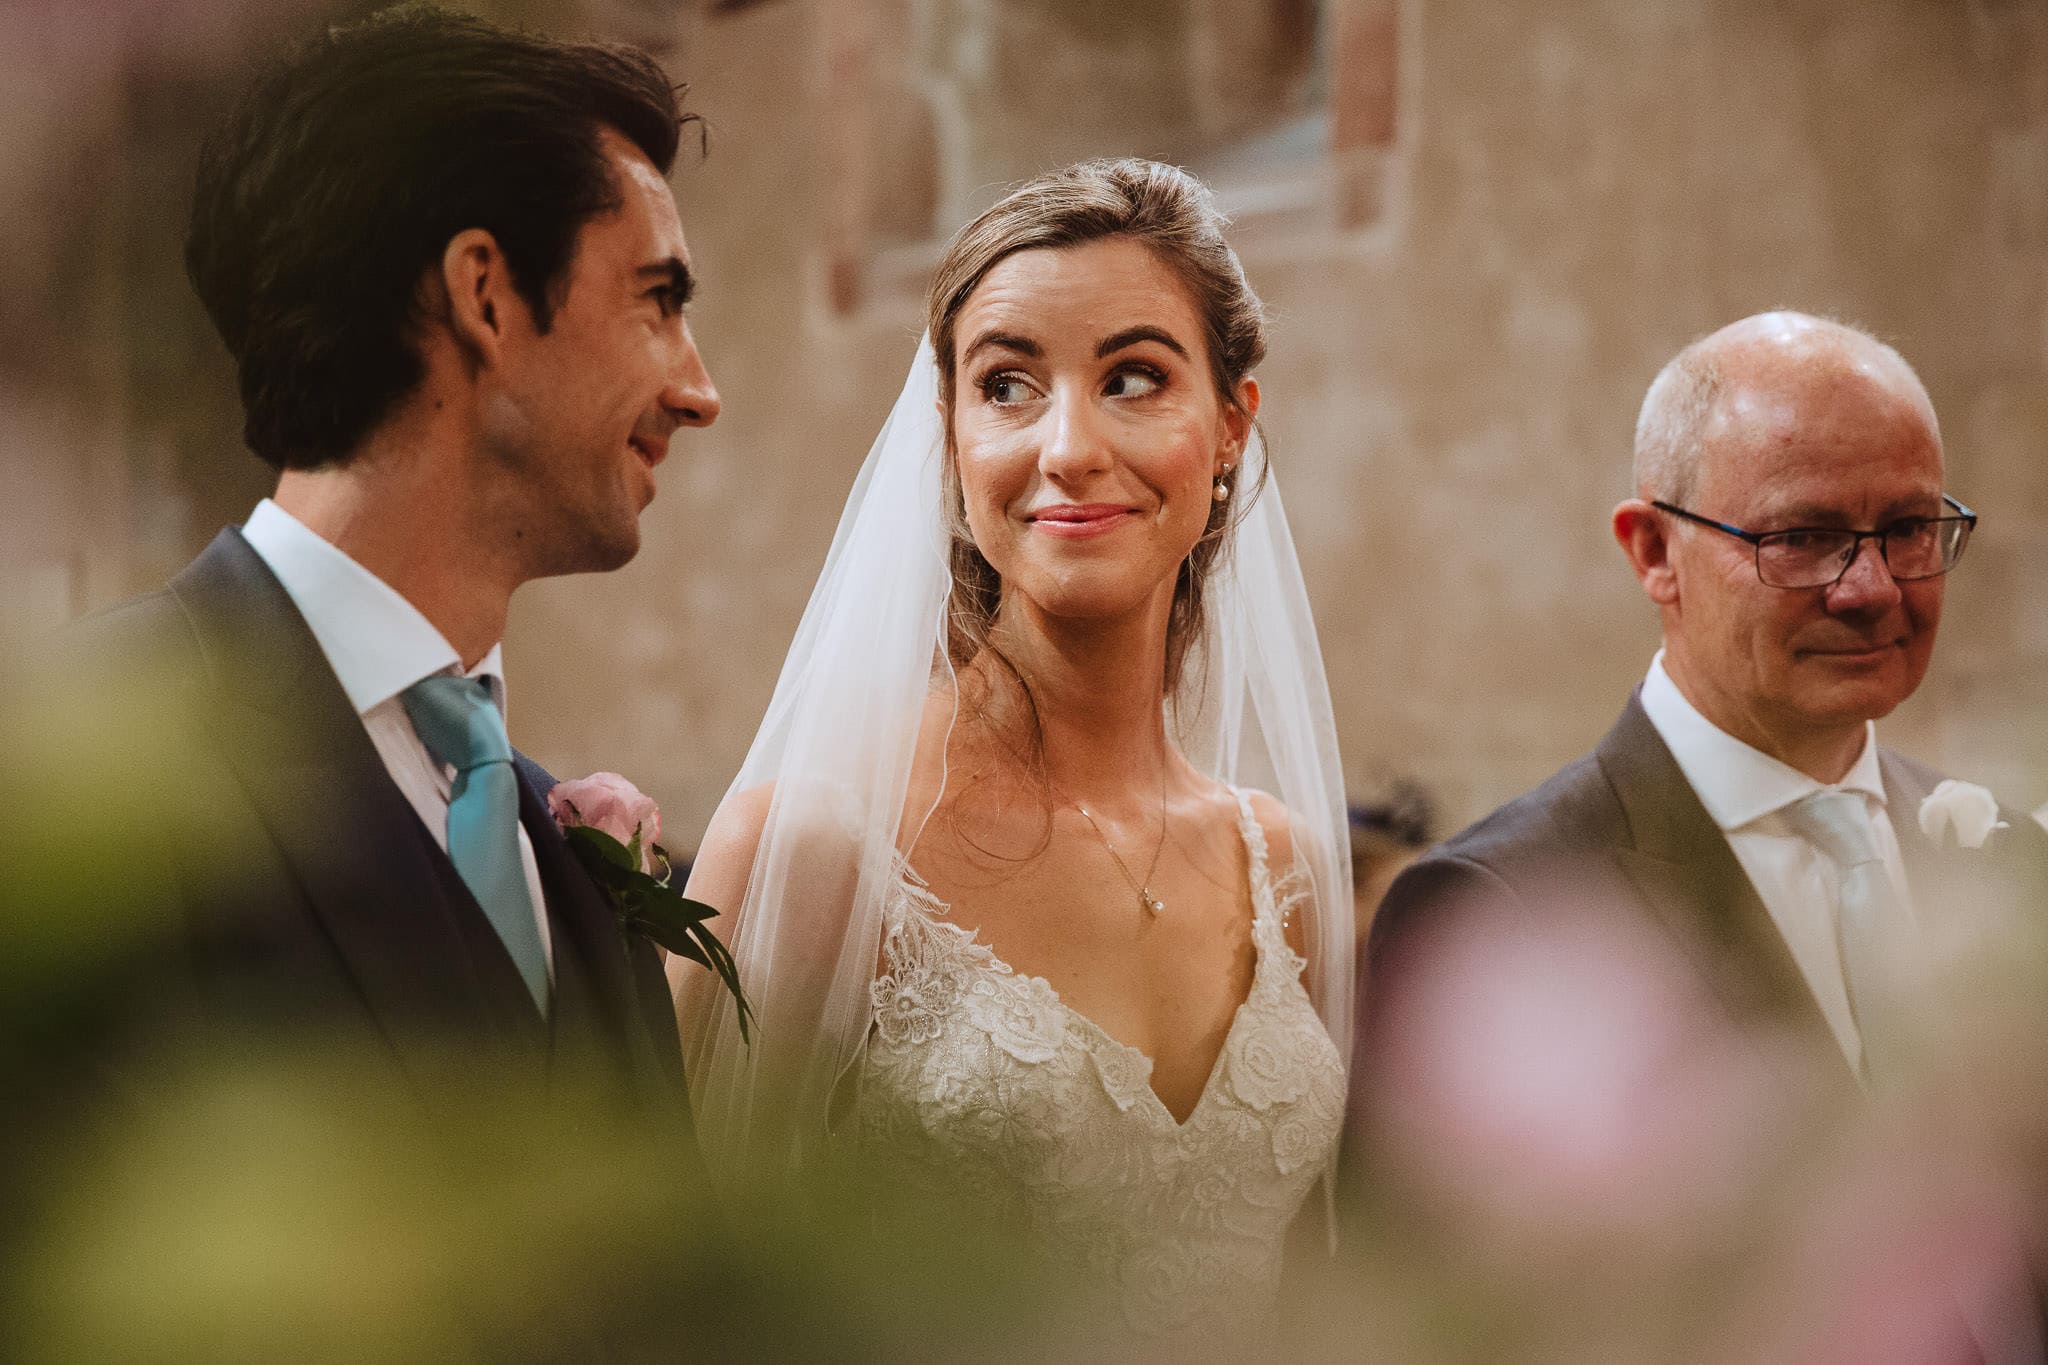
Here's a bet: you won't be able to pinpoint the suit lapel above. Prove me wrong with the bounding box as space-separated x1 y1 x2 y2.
170 530 548 1075
512 758 675 1108
1597 692 1843 1052
1878 748 1943 905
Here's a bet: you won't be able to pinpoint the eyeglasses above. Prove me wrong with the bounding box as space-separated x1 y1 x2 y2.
1650 495 1977 589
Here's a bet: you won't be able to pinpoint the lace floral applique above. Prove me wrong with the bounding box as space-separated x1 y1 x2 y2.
869 892 977 1047
1261 871 1314 980
1271 1096 1338 1176
1224 1011 1313 1111
1086 1036 1157 1114
940 1057 1062 1152
871 974 947 1047
961 972 1065 1065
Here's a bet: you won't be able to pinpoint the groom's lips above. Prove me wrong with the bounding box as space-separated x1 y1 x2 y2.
1029 503 1140 539
629 434 668 470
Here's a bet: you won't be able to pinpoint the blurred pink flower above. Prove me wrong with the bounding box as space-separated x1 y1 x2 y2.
1365 885 1814 1263
1776 1136 2038 1365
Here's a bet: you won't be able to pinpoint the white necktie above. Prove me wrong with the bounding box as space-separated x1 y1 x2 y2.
1783 789 1910 1085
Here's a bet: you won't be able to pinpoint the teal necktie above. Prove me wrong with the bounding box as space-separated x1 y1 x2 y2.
1785 789 1908 1085
402 675 549 1016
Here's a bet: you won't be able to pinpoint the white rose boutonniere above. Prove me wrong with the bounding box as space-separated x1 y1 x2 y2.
1917 780 2009 850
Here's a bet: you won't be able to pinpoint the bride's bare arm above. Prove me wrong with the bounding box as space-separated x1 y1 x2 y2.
668 783 774 1005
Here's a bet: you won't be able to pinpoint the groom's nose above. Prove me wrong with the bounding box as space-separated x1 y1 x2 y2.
663 331 721 429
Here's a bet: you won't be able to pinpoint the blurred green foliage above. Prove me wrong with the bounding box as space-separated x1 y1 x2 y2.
5 667 2047 1363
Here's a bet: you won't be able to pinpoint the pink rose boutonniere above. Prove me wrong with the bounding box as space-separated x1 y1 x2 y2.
550 773 752 1042
549 772 665 872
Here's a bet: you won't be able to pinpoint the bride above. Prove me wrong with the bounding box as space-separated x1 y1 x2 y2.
676 159 1352 1337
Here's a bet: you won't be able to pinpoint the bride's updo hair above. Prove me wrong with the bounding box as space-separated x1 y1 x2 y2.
926 158 1269 696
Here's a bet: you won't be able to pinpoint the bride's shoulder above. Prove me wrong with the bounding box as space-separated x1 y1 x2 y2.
1218 784 1297 873
1218 785 1315 960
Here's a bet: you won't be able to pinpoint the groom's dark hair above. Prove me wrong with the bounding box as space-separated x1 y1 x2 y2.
185 4 694 470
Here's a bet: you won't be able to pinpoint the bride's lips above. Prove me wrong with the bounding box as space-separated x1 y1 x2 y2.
1028 503 1140 539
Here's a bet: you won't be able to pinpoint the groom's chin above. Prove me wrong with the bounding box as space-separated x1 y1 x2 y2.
537 518 642 579
587 525 642 574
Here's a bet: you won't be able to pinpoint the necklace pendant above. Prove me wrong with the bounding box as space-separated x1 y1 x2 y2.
1142 891 1164 916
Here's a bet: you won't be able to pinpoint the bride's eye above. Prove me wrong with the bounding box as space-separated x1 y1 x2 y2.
980 372 1036 406
1104 366 1164 399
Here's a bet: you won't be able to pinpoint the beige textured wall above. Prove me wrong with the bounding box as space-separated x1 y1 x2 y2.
9 0 2045 850
515 0 2048 847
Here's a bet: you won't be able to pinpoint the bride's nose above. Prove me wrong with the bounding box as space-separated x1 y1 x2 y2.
1037 385 1114 483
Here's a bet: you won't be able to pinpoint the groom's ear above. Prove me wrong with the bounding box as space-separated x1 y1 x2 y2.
438 229 518 367
1614 499 1680 606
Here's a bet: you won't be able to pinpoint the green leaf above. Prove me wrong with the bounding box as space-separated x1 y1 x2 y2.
631 892 753 1044
564 824 637 873
560 826 753 1044
663 934 711 971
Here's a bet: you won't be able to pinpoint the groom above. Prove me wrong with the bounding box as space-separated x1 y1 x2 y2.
20 7 719 1125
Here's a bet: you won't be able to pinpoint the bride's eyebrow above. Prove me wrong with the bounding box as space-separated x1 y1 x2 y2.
963 331 1038 365
1097 325 1187 359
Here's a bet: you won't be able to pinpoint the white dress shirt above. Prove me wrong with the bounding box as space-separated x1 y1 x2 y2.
241 499 553 982
1638 651 1909 1073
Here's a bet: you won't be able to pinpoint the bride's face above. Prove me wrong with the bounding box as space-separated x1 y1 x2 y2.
948 237 1255 630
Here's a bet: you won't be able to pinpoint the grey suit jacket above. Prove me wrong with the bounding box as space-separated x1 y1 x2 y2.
1359 688 2048 1091
1342 689 2048 1344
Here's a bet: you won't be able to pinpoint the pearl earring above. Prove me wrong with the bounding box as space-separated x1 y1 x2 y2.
1213 464 1232 502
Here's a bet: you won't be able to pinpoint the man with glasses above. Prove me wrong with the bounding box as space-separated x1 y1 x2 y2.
1358 311 2044 1095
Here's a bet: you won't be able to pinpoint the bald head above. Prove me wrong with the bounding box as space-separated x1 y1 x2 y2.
1633 312 1939 504
1614 309 1953 783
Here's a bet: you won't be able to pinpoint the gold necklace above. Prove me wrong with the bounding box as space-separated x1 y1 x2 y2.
1069 766 1170 917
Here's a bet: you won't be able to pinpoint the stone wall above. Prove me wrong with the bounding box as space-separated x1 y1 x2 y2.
10 0 2045 847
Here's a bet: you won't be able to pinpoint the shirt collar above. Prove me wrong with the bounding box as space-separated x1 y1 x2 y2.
1639 649 1883 832
241 499 506 716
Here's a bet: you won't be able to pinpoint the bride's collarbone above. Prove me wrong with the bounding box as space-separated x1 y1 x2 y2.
907 817 1259 1076
912 811 1252 945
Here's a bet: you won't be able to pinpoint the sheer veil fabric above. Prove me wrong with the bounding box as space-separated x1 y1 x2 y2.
677 334 1353 1193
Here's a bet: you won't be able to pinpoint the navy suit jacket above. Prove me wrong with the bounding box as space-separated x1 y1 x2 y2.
31 528 695 1138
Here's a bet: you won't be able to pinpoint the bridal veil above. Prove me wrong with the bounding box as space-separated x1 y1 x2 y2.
677 335 1354 1190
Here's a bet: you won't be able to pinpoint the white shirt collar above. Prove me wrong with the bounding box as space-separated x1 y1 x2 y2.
1639 649 1884 832
240 499 505 716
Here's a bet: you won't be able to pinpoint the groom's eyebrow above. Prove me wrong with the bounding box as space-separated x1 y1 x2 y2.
637 258 695 305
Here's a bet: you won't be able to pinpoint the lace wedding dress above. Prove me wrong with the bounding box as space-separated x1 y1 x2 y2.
850 791 1345 1338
